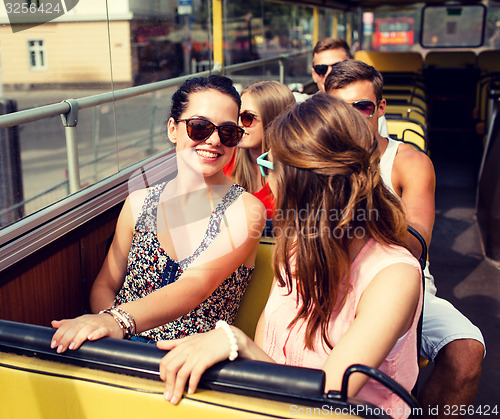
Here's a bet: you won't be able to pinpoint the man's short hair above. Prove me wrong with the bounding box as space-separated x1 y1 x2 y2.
313 38 353 59
324 59 384 103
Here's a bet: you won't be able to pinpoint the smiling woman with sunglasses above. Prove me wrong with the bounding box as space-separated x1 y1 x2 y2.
223 80 295 219
51 75 266 353
176 118 244 147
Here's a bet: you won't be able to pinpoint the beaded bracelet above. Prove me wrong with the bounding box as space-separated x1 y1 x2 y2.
112 306 136 336
109 309 133 337
99 308 128 338
215 320 238 361
99 307 136 339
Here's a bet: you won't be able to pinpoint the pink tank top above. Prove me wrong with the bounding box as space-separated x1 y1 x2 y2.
262 239 422 418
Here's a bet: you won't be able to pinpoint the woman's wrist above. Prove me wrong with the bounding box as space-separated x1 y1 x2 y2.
232 324 274 363
99 306 136 339
215 320 239 361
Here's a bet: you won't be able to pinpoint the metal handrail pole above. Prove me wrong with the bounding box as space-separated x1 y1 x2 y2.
224 50 311 75
0 50 312 130
92 106 101 181
65 126 81 194
148 92 157 153
0 101 70 129
279 57 286 84
77 71 211 111
61 99 81 194
212 62 223 75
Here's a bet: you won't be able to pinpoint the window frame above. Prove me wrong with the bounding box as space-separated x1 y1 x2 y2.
420 4 486 48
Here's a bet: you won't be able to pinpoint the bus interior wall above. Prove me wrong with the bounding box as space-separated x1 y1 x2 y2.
0 204 122 326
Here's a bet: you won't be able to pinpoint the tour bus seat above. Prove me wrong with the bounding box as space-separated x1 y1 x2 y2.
406 225 430 378
385 104 427 129
233 237 276 340
383 73 427 91
424 51 480 130
474 51 500 134
383 91 427 113
386 119 428 153
384 85 427 101
476 100 500 263
386 114 426 133
424 51 477 68
382 76 426 90
477 50 500 74
354 50 424 74
354 51 425 92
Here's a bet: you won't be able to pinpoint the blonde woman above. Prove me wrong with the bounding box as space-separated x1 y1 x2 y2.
224 80 295 218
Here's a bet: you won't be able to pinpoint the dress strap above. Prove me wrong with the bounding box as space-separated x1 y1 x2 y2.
180 184 245 270
134 182 167 235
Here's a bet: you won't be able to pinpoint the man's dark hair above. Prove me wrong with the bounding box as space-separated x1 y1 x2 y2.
313 38 353 59
324 59 384 103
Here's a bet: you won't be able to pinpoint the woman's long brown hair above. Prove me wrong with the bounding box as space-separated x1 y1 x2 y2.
265 93 408 350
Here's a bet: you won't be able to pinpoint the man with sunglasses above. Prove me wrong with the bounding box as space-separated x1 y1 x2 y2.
325 59 485 419
295 38 389 138
311 38 353 92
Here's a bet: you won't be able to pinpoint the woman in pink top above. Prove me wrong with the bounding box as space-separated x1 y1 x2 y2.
157 93 422 417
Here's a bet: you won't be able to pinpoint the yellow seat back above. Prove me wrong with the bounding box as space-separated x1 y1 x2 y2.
477 50 500 74
354 50 423 73
233 238 275 339
385 104 427 128
384 85 427 99
424 51 477 68
386 119 427 153
383 92 427 112
475 50 500 129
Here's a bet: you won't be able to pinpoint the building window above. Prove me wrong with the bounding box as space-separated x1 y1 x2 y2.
28 40 46 70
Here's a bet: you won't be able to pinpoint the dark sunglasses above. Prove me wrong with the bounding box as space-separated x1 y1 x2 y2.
256 151 274 178
349 100 377 118
313 64 337 76
177 118 244 147
239 111 258 127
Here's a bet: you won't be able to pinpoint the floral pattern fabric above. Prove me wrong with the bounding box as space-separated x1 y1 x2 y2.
114 182 253 341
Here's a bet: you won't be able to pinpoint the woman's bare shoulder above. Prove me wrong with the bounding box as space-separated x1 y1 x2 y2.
223 189 267 238
238 190 267 219
126 188 151 223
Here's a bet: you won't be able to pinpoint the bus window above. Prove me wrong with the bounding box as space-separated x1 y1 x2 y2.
421 4 486 48
485 6 500 49
361 8 420 52
374 17 414 51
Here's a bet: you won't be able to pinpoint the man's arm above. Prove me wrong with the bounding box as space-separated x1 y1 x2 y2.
393 144 436 250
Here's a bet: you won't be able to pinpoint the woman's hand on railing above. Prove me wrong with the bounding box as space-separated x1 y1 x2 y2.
50 313 123 353
157 327 236 405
